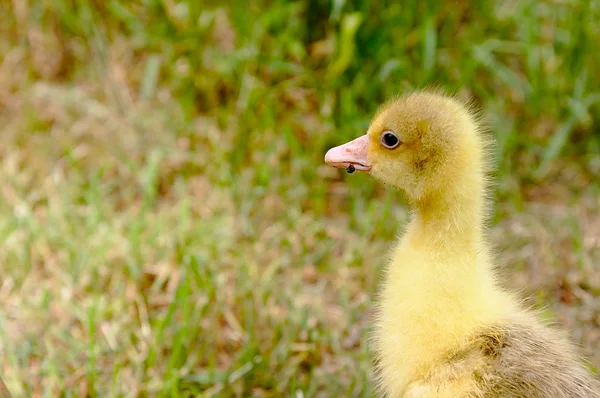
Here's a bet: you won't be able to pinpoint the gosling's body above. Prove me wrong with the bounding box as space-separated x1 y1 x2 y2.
325 91 600 397
379 232 599 397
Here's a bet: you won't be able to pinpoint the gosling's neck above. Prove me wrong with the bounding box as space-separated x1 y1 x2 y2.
407 172 487 257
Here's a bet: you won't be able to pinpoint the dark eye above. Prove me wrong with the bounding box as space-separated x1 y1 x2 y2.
380 131 401 149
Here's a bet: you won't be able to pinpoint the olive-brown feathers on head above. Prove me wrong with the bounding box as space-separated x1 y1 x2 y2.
365 91 485 201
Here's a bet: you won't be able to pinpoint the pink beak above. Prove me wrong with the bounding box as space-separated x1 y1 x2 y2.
324 134 371 172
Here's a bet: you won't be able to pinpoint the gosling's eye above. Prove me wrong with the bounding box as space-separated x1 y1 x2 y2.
380 131 401 149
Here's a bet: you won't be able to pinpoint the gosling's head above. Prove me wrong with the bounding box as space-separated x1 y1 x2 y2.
325 91 486 202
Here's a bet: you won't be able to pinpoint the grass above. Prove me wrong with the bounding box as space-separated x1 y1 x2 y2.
0 0 599 396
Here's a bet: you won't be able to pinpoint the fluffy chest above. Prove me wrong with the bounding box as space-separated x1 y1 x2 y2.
372 242 503 396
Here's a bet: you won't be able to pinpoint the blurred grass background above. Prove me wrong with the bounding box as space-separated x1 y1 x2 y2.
0 0 599 396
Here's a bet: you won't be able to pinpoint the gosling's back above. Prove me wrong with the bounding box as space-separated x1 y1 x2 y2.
476 315 600 397
424 312 600 398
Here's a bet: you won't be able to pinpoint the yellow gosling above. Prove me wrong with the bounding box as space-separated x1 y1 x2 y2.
325 91 600 397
